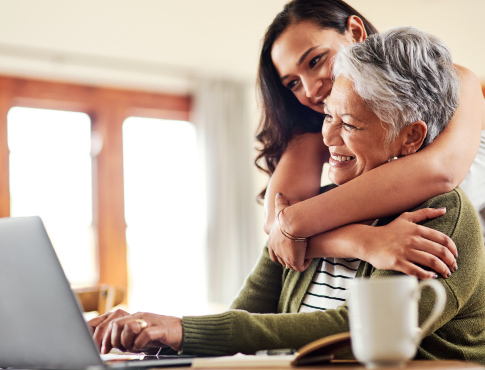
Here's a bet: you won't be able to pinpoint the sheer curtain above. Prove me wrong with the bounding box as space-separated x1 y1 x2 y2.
192 78 262 307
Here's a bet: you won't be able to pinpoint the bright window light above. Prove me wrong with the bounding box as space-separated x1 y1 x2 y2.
7 107 96 287
123 117 207 316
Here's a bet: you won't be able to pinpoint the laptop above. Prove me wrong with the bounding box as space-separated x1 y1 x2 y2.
0 216 195 370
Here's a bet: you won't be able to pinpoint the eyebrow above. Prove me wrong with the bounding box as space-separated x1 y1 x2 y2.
341 113 364 123
297 46 319 66
323 103 365 123
280 46 321 82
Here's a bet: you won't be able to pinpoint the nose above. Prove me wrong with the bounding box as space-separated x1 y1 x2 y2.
301 75 323 100
322 120 342 147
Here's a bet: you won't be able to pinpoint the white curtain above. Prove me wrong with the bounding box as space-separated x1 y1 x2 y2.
192 78 261 306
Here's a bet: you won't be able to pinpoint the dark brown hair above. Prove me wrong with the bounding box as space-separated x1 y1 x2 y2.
255 0 378 201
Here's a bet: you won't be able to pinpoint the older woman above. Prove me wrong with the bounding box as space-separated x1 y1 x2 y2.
89 27 485 364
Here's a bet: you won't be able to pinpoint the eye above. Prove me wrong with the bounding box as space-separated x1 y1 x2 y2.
323 114 333 123
309 54 324 68
286 79 299 90
343 123 357 131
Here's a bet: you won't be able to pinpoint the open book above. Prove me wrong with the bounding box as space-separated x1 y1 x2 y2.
191 332 351 368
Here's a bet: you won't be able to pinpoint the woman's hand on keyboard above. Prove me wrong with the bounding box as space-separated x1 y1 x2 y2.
89 310 183 354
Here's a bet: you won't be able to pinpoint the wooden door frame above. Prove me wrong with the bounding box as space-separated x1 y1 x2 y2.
0 75 191 294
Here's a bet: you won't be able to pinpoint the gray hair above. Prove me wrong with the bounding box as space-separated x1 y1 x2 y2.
332 26 461 147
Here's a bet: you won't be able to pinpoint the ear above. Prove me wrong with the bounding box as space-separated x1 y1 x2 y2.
399 121 427 155
346 15 367 43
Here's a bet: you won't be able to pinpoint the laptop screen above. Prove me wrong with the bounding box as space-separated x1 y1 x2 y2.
0 216 103 370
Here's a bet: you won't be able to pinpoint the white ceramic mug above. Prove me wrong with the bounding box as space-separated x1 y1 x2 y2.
348 276 446 369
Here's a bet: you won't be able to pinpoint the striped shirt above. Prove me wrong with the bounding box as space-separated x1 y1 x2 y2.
298 257 360 312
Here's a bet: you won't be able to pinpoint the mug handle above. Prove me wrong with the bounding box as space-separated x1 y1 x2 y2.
415 279 446 343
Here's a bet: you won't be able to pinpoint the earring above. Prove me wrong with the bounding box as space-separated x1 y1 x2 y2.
387 157 399 162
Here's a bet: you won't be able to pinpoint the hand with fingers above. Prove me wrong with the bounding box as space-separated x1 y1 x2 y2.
268 193 312 272
360 207 458 280
89 309 131 350
88 310 183 354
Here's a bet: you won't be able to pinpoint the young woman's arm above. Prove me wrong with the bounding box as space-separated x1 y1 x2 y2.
277 65 483 237
305 209 458 279
263 132 328 234
270 193 458 278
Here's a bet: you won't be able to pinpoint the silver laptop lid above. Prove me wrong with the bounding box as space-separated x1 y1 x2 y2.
0 216 103 370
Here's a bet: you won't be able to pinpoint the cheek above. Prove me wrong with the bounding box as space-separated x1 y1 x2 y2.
350 141 377 169
357 147 388 171
327 54 340 76
314 64 333 87
322 63 333 80
293 90 311 108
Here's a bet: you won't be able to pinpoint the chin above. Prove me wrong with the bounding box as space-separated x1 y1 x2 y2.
311 103 325 114
328 172 353 186
328 177 343 186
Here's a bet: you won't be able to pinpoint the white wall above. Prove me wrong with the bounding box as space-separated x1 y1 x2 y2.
346 0 485 80
0 0 287 93
1 1 483 93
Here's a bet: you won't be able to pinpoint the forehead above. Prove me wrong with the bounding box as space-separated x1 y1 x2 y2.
271 21 345 67
326 76 361 111
326 76 378 121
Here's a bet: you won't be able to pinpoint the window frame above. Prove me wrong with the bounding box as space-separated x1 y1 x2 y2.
0 75 191 294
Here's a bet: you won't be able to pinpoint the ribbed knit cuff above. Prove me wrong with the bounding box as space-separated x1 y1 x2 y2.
181 311 236 356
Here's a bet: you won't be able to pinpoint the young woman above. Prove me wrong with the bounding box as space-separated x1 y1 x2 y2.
257 0 485 274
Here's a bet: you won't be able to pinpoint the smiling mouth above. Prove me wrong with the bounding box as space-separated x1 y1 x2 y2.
331 154 355 162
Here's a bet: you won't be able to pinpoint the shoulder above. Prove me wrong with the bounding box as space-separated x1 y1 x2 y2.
414 188 482 247
454 64 478 79
415 187 467 210
285 132 328 160
453 64 481 90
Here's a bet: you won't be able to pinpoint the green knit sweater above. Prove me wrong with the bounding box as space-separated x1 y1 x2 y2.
181 188 485 365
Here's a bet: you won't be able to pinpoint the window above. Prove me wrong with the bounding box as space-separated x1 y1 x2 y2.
123 117 207 315
0 75 191 301
7 107 96 286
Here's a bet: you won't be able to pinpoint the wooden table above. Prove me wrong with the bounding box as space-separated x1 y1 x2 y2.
174 359 484 370
310 360 484 369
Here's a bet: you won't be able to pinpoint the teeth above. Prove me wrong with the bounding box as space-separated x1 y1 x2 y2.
332 155 355 162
